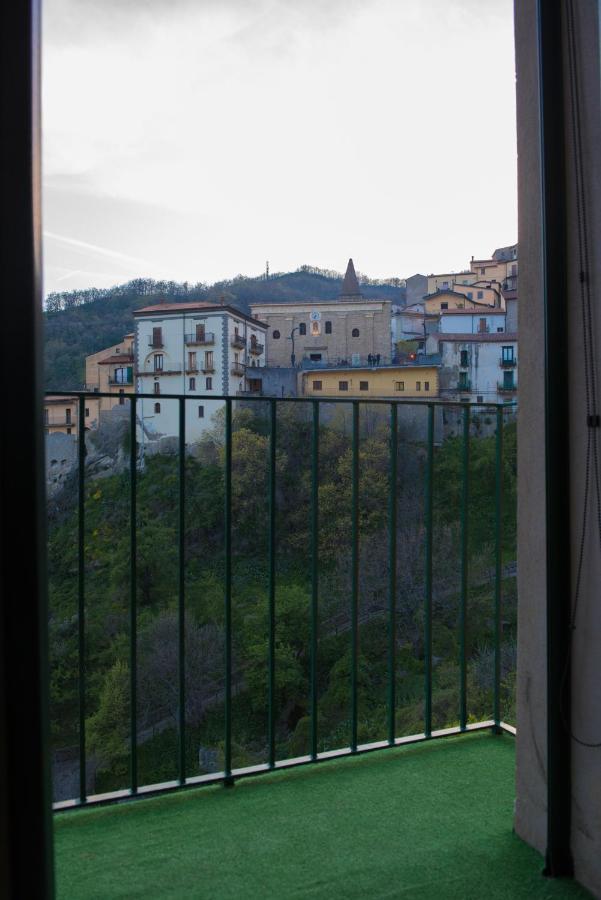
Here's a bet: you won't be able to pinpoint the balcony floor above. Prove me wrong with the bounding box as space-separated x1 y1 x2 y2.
54 733 589 899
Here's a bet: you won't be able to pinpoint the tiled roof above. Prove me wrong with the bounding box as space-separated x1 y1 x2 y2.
134 302 267 327
134 302 221 314
98 354 134 365
438 333 518 342
440 309 506 316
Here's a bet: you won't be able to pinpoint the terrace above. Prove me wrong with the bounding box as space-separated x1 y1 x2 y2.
55 734 587 899
4 2 601 897
45 391 553 895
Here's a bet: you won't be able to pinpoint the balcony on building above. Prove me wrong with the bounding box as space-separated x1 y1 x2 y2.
498 381 517 394
148 339 164 349
248 340 264 356
185 331 215 346
500 355 517 368
49 390 525 899
139 364 183 376
230 361 246 376
108 372 134 386
231 334 246 350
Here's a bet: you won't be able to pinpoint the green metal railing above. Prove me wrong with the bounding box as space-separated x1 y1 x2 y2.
48 391 516 811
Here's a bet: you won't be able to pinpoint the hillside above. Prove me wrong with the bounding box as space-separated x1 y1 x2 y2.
44 268 405 390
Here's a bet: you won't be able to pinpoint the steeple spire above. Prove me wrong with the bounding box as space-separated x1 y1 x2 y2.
340 258 362 299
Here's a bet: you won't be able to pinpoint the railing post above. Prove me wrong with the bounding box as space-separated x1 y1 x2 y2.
224 399 234 784
388 403 398 745
310 401 319 760
268 399 277 768
424 404 434 738
178 397 186 784
129 397 138 794
460 404 469 731
351 402 360 752
493 405 503 734
77 394 87 802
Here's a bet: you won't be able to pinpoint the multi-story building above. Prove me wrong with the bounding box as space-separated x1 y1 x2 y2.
425 245 517 298
84 333 135 428
44 395 79 436
426 271 476 295
428 331 518 405
133 301 267 442
251 259 393 369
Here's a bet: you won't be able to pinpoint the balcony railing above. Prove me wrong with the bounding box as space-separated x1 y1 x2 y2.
148 340 164 349
202 363 215 374
108 376 133 385
46 417 75 427
457 381 471 391
138 365 183 376
248 342 264 355
46 391 516 813
498 382 517 393
230 335 246 350
185 332 215 346
230 362 245 376
500 357 517 368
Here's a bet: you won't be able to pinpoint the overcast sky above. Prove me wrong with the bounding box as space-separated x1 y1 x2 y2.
42 0 516 295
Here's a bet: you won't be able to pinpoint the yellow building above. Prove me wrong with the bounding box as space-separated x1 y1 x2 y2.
470 257 518 285
426 272 476 295
421 290 498 314
44 396 79 436
302 365 439 398
84 333 135 428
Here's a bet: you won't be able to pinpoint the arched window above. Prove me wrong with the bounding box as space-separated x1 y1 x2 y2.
154 402 161 413
352 327 360 337
299 322 306 335
273 330 280 339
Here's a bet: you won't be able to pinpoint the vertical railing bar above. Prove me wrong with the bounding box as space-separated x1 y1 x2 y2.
460 404 469 731
494 406 504 732
129 397 138 794
351 402 360 752
77 395 86 802
267 399 277 768
224 399 233 782
424 404 434 738
387 403 398 745
310 401 319 760
178 397 186 784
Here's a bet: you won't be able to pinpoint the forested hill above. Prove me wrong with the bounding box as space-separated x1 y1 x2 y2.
44 267 405 390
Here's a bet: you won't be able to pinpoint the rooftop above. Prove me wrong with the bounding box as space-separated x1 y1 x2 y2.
134 302 267 327
438 333 518 342
98 354 134 365
54 734 586 899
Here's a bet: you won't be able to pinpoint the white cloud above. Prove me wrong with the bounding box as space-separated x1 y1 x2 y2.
42 0 516 293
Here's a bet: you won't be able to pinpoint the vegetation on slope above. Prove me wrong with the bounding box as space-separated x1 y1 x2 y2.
48 406 517 795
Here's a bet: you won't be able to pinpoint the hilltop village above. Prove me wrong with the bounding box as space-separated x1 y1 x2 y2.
44 245 517 445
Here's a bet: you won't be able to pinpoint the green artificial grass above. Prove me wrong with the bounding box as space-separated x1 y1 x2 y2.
54 733 589 899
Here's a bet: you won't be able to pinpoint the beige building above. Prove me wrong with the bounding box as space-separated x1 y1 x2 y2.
418 290 499 314
302 364 438 398
84 333 135 428
44 395 79 436
426 271 476 295
251 259 392 368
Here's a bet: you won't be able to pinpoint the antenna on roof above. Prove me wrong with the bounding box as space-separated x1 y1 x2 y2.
265 260 270 280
